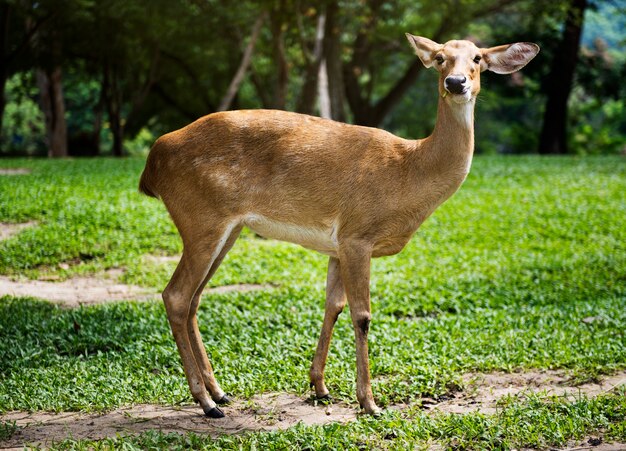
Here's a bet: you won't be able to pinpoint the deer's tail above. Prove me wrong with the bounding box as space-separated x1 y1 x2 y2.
138 143 161 199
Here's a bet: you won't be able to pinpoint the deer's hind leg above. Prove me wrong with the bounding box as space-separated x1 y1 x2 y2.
162 220 239 418
188 224 243 406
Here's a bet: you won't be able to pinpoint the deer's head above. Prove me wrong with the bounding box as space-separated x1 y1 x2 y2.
406 35 539 104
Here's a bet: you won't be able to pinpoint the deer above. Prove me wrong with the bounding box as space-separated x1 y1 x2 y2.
138 34 539 418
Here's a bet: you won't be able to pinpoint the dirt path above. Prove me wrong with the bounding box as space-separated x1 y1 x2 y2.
0 274 155 306
0 168 31 175
0 274 272 307
427 370 626 415
1 370 624 449
0 221 37 241
0 393 355 448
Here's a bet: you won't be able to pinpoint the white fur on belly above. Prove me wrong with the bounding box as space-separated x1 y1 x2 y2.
244 214 338 254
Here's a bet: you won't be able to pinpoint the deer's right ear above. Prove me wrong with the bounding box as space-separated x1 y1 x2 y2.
406 34 442 68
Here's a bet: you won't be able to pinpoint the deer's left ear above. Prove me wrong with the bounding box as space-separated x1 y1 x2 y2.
481 43 540 74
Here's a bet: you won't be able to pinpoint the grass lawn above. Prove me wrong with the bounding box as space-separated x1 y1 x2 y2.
0 155 625 449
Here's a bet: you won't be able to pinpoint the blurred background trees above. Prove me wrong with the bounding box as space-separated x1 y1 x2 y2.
0 0 624 157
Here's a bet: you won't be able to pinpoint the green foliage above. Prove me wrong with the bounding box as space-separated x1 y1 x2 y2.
0 73 46 156
0 420 18 441
570 97 626 155
569 36 626 155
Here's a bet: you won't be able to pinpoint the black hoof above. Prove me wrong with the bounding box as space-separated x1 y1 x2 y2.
316 394 332 401
216 394 232 405
204 406 225 418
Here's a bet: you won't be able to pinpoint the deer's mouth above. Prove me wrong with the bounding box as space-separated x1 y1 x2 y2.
446 88 473 104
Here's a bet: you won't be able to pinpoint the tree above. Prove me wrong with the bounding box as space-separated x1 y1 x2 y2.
0 1 51 147
538 0 588 154
28 1 73 157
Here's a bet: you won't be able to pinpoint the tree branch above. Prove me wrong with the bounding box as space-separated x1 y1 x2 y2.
218 12 266 111
296 9 326 114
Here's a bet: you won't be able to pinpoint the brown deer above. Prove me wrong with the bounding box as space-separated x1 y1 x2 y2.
139 34 539 417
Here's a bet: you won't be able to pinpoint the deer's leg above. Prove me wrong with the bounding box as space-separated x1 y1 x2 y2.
310 256 347 399
162 223 236 418
187 224 242 405
338 242 380 415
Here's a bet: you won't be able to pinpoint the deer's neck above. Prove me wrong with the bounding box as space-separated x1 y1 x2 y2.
406 96 476 215
427 96 475 165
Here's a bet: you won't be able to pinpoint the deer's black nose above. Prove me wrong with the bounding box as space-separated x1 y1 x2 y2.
444 75 467 94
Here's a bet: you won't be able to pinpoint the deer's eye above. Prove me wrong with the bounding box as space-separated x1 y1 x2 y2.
473 55 482 64
435 55 444 64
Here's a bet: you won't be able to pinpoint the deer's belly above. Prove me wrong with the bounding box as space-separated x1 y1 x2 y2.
244 214 338 256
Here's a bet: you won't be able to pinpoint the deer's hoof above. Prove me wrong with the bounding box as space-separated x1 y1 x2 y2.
359 402 382 416
204 406 225 418
316 393 333 402
216 394 232 405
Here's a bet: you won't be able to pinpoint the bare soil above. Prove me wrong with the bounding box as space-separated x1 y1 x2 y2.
0 274 155 307
0 168 31 175
0 222 37 241
1 370 624 449
0 393 355 448
424 370 626 415
0 275 272 307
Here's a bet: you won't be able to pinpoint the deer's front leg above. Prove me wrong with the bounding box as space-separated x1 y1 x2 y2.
310 257 347 399
338 242 380 415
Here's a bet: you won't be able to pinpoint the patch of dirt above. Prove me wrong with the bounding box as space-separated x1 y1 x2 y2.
0 221 37 241
0 271 273 307
0 393 356 448
206 283 275 295
553 438 626 451
143 254 179 264
0 275 156 307
423 370 626 415
1 371 625 449
0 168 31 175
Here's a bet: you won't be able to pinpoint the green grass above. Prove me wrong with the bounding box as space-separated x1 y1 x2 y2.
0 420 17 441
0 156 625 448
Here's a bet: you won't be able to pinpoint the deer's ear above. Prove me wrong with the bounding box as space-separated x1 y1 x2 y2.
481 42 540 74
406 34 442 68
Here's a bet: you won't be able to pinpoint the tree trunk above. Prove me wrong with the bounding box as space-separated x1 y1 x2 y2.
219 13 266 112
538 0 587 154
37 66 68 158
0 3 9 137
296 11 326 115
270 6 289 110
102 61 124 157
318 59 331 118
0 71 6 139
323 0 345 121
